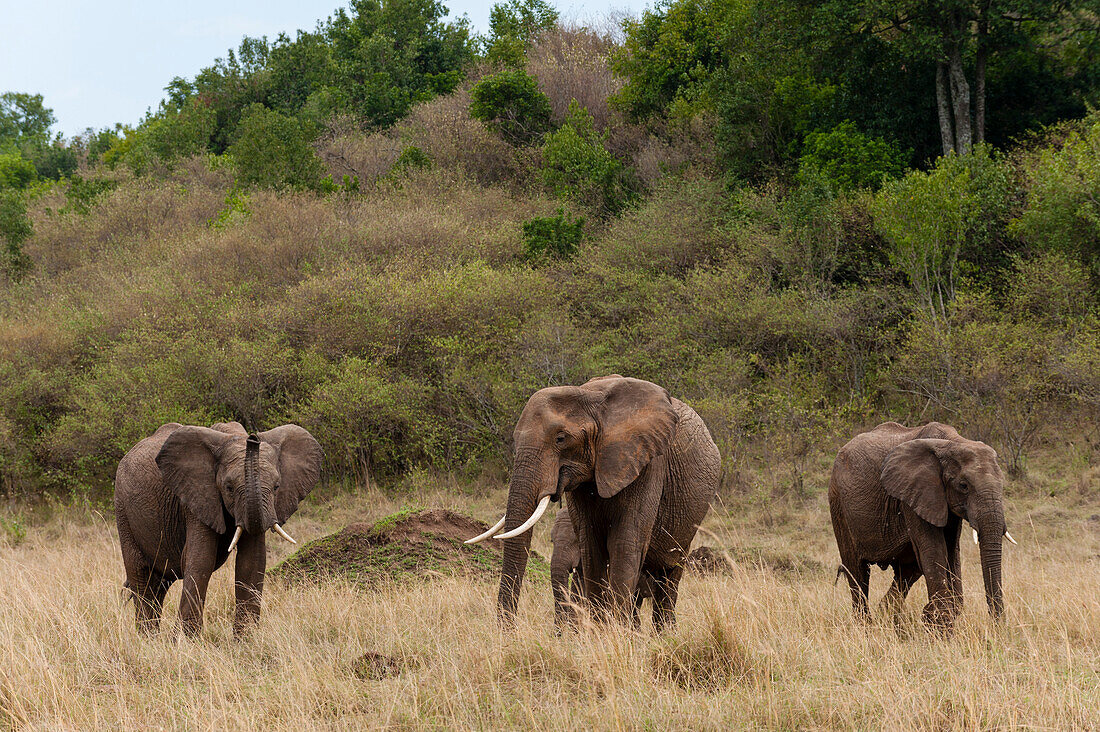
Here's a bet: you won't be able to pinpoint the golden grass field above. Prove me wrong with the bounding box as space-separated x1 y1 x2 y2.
0 459 1097 731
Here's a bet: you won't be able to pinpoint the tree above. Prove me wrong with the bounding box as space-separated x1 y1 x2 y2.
326 0 475 128
0 92 55 144
484 0 559 65
229 104 325 190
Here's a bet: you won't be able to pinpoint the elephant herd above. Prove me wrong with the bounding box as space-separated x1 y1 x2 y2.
112 374 1011 639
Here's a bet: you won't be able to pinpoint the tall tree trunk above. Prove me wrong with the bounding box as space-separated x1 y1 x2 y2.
948 43 972 154
975 3 989 144
936 62 956 156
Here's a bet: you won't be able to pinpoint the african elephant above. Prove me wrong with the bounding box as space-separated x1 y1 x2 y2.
468 375 720 631
114 421 322 637
829 421 1013 631
550 504 655 627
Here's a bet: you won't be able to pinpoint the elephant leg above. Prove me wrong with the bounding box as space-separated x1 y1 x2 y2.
179 525 218 638
839 556 871 619
127 567 170 635
879 561 922 618
233 529 267 637
945 517 964 616
905 510 957 631
579 537 611 619
651 564 684 633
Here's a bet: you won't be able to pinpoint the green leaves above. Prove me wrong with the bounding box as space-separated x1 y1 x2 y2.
469 68 552 145
228 104 326 190
540 101 636 216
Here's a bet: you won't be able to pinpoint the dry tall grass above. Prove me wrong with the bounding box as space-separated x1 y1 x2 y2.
0 477 1096 730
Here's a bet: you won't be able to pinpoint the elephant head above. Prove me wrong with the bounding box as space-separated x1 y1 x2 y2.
468 375 678 622
155 424 323 550
880 438 1007 618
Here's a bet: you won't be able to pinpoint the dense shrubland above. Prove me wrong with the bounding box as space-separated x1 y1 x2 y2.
1 0 1100 504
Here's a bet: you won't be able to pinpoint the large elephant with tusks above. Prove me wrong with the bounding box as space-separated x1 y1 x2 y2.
468 375 719 631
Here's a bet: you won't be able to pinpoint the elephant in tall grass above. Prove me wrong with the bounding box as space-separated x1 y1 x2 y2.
468 375 720 631
114 421 322 637
829 421 1014 631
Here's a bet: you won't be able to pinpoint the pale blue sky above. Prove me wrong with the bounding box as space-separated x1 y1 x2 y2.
0 0 650 137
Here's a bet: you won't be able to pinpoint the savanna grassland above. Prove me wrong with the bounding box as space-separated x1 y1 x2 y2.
0 449 1097 729
3 0 1100 728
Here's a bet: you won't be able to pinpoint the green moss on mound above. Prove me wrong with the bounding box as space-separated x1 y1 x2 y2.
271 508 549 587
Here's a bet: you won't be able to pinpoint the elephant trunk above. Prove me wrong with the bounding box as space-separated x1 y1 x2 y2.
497 452 555 624
975 502 1005 619
242 434 265 535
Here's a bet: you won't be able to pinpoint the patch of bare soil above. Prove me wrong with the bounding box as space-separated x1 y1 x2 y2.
271 508 549 587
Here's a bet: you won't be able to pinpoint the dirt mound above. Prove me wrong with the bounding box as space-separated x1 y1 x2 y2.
686 546 731 575
271 508 548 587
686 545 825 579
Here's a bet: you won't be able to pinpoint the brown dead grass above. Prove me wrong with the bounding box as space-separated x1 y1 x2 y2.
0 473 1096 730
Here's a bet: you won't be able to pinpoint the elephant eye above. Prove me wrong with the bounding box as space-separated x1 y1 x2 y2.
958 481 969 492
556 433 567 444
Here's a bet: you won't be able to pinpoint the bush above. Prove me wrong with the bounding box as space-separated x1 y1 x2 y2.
0 152 36 190
871 145 1012 323
1013 113 1100 269
522 209 584 261
228 104 325 190
797 121 907 191
540 100 635 215
0 189 32 280
469 69 553 145
292 358 441 483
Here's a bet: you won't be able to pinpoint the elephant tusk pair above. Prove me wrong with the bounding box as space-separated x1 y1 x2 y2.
495 495 552 540
226 523 297 554
465 514 507 545
972 528 1018 545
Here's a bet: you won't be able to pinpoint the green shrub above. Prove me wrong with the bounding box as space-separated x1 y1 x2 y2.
469 69 553 145
797 121 907 191
65 175 116 215
390 145 432 174
228 104 325 190
485 0 559 66
0 189 32 280
1013 113 1100 269
0 152 36 190
522 209 584 261
539 100 635 215
292 358 441 482
871 145 1012 323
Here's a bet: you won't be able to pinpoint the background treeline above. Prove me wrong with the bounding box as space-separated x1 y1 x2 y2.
2 0 1100 501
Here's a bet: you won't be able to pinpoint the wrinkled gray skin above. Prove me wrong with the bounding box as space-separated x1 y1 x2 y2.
114 421 322 637
550 506 655 627
829 421 1007 631
500 375 720 631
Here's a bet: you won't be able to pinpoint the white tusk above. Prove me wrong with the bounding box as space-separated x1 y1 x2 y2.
465 514 507 545
973 528 979 545
227 526 243 554
1004 530 1017 545
272 523 297 544
494 495 552 540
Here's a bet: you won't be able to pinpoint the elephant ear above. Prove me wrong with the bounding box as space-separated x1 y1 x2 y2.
259 424 323 523
588 377 678 498
156 426 235 534
881 439 949 527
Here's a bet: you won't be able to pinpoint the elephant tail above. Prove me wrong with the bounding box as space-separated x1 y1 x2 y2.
833 565 843 586
120 579 134 605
